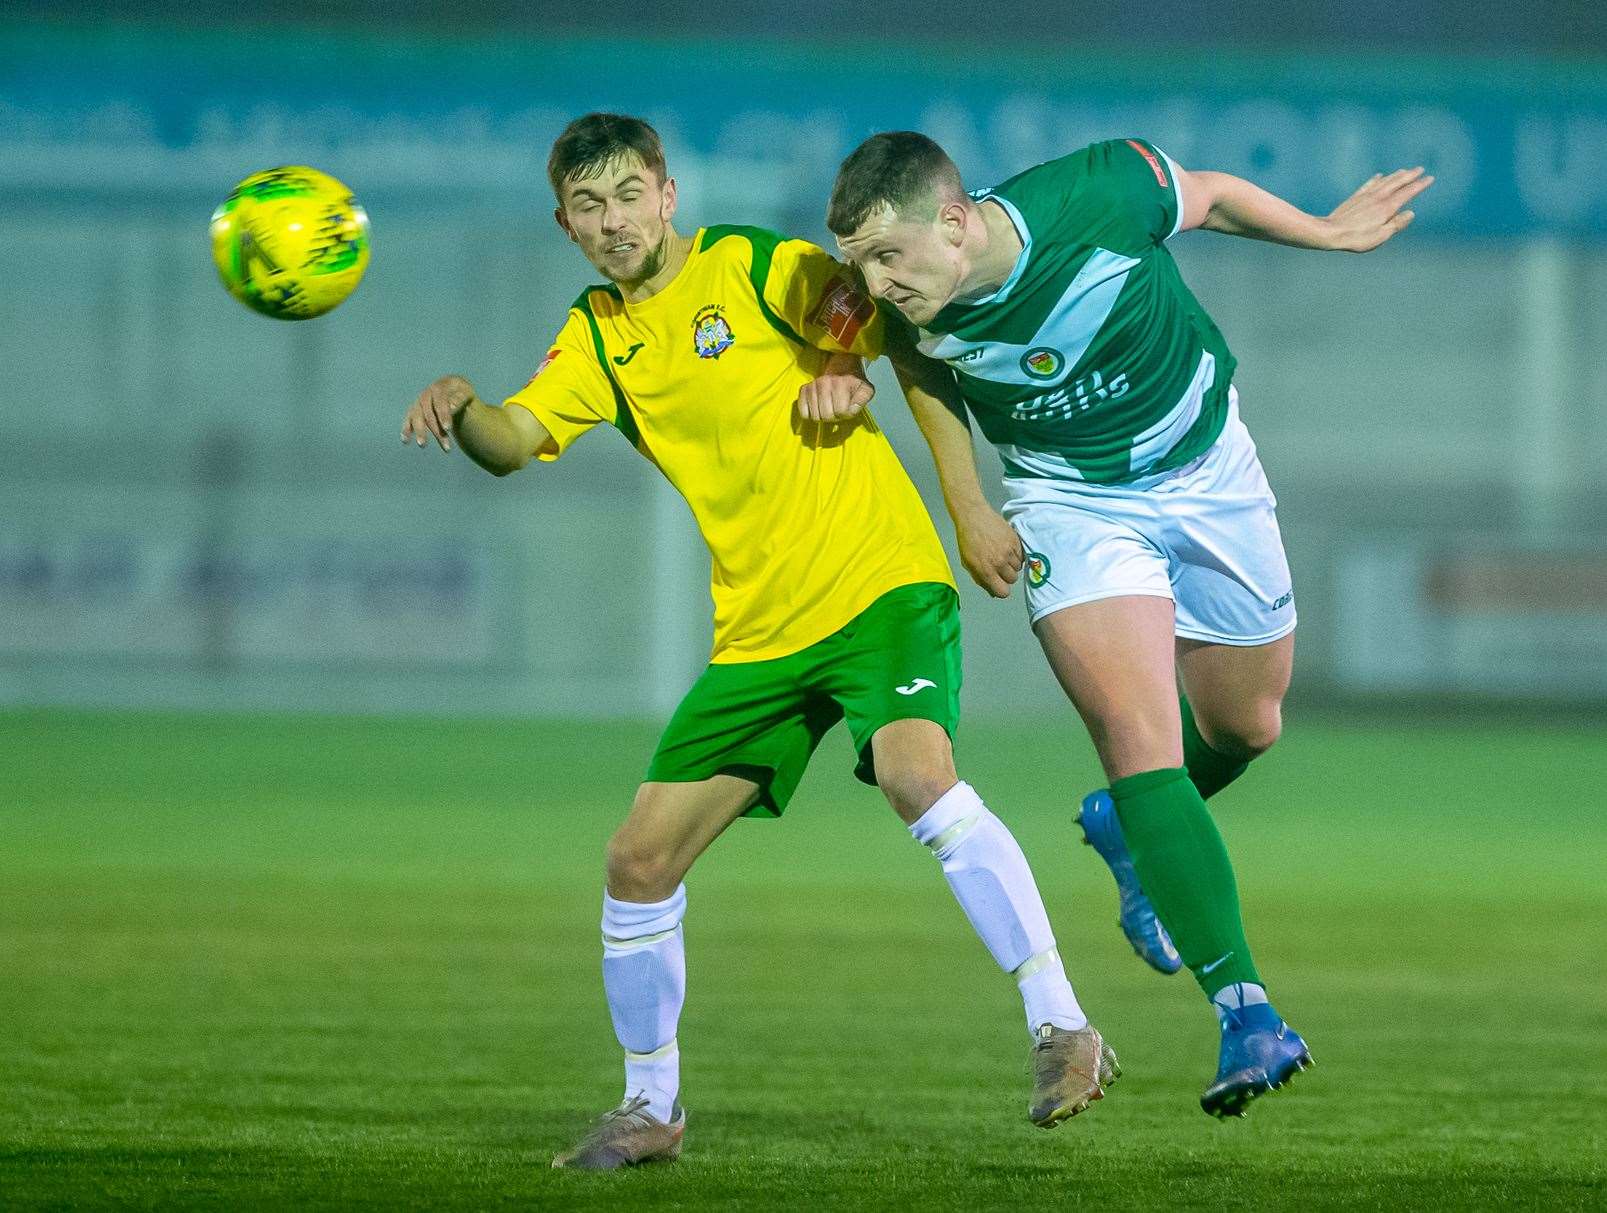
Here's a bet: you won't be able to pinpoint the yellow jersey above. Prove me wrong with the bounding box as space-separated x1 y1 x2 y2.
506 225 955 664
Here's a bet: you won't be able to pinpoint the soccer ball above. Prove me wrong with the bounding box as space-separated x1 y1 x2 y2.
209 166 370 320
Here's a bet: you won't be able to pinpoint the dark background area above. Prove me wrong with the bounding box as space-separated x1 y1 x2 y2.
5 0 1606 56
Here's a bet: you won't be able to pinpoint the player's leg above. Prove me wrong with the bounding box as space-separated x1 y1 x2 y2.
1036 591 1309 1113
872 717 1091 1037
1176 632 1294 799
553 773 757 1171
603 777 757 1111
826 582 1117 1125
1149 394 1310 1114
1006 490 1187 975
1035 593 1286 1003
1167 396 1299 803
1034 590 1266 987
1035 595 1185 781
556 659 829 1169
871 717 1119 1125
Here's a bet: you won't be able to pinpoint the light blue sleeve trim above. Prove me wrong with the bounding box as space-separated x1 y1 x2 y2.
1157 147 1187 240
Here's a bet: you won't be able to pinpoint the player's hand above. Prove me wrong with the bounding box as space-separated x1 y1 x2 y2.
1324 167 1435 253
796 363 874 423
403 375 476 452
955 505 1024 599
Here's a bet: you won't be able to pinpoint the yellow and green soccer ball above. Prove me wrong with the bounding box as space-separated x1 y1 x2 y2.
210 166 370 320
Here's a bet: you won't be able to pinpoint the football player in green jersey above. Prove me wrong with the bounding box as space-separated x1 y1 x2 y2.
826 131 1432 1117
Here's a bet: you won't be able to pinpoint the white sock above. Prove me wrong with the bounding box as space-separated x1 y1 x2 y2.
622 1041 680 1123
1211 981 1269 1022
601 885 686 1122
1014 947 1088 1034
910 782 1087 1034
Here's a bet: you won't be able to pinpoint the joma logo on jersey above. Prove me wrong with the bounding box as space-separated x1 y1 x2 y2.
692 304 735 359
1021 347 1064 380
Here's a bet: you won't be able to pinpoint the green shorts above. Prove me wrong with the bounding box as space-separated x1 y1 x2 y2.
645 581 962 817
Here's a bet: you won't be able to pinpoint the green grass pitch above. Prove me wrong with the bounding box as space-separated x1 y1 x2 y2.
1 708 1602 1209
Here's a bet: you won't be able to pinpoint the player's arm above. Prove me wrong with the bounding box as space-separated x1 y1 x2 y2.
1175 163 1434 253
884 327 1022 599
405 311 612 474
402 374 552 476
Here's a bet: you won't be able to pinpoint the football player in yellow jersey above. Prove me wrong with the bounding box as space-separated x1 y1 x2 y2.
400 114 1115 1168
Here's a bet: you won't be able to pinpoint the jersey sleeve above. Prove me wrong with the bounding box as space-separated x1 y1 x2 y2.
503 307 615 461
1080 138 1186 247
762 238 884 359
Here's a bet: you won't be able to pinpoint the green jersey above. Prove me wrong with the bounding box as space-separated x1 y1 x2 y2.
916 138 1237 485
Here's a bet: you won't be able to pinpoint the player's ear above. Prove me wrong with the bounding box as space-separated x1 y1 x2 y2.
939 200 968 246
660 176 678 223
554 206 577 244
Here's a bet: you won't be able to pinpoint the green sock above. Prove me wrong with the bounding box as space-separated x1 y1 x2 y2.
1180 696 1249 800
1110 767 1262 996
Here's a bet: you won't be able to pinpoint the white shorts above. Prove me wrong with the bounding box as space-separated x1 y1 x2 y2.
1003 391 1296 646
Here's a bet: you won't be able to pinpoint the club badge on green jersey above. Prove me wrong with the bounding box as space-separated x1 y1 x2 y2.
692 304 735 359
1026 551 1052 587
1021 347 1064 380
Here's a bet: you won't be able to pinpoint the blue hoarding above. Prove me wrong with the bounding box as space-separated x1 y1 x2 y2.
3 23 1605 237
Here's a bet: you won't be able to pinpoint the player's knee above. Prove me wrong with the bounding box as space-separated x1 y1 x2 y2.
604 831 679 903
871 720 958 823
877 763 959 824
1211 703 1282 761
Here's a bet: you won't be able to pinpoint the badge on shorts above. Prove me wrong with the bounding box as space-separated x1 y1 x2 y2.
1025 551 1052 588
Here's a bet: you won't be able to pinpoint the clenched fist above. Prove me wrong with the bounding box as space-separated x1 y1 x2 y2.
956 505 1024 599
796 361 875 423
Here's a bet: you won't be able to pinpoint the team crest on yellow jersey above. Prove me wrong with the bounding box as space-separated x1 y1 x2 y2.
692 304 735 359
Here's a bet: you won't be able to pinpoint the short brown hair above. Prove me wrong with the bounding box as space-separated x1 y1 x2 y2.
547 112 667 202
827 131 965 236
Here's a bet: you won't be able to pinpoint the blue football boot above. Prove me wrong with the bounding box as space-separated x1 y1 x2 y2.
1200 1000 1313 1118
1076 790 1183 974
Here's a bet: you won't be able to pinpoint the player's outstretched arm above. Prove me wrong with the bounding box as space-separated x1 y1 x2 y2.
1176 164 1434 253
887 347 1022 599
402 374 551 477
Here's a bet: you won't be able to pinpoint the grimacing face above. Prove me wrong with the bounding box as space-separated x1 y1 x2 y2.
555 153 677 284
835 201 968 327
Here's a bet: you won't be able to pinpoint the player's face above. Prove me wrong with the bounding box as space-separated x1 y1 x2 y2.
836 202 967 327
556 155 678 284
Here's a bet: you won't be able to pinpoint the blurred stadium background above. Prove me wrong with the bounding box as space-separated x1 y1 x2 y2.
2 4 1604 1208
5 2 1607 716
